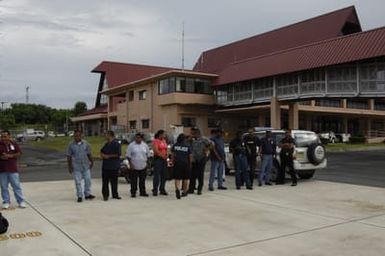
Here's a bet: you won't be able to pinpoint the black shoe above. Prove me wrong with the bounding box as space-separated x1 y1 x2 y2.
103 197 108 201
140 193 149 197
152 190 158 196
160 191 168 196
246 186 253 190
276 181 285 185
218 186 227 190
291 182 297 187
197 190 202 195
112 196 122 200
176 190 181 199
265 182 273 186
131 194 136 198
181 191 188 197
208 187 214 191
77 197 82 203
85 195 95 200
188 189 195 194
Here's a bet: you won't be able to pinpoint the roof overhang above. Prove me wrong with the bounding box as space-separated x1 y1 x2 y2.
71 113 107 122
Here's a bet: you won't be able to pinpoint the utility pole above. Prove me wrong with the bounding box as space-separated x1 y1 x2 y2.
26 86 30 104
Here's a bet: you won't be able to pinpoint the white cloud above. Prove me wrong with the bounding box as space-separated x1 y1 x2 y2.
0 0 384 108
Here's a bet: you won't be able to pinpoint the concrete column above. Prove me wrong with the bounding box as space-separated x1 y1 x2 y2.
342 117 348 134
369 99 375 110
288 102 299 130
342 99 347 108
258 113 265 127
270 97 281 129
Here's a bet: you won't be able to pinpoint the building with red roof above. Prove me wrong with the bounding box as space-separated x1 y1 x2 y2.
73 6 385 139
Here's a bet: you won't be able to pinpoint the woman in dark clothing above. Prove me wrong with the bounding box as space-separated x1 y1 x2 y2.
171 134 192 199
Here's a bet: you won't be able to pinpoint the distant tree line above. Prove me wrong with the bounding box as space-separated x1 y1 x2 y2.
0 101 88 130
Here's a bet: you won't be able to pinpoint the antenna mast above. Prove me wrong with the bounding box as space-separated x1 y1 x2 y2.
182 21 185 71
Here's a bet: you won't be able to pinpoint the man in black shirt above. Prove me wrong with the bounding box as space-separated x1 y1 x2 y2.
243 128 260 185
230 131 252 190
100 130 122 200
277 130 298 186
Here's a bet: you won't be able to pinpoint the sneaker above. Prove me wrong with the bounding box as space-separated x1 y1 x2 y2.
218 186 227 190
85 195 95 200
77 198 82 203
2 203 10 209
175 189 181 199
19 201 27 208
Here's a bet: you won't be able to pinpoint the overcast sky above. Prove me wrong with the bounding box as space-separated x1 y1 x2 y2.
0 0 384 109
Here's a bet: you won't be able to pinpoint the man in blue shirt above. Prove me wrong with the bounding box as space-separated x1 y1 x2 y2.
67 130 95 202
258 131 276 186
100 130 122 201
208 128 227 191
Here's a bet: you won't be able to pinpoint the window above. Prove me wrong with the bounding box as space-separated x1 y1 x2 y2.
142 119 150 129
276 73 298 96
327 65 356 93
138 90 147 100
181 117 196 127
208 118 221 128
100 94 107 105
300 69 325 95
315 99 341 108
347 99 369 110
128 90 134 101
159 77 212 95
129 120 137 129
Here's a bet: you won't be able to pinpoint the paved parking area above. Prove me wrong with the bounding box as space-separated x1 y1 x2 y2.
1 177 385 256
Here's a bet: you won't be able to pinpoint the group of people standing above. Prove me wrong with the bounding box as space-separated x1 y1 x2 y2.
230 128 297 187
65 127 298 202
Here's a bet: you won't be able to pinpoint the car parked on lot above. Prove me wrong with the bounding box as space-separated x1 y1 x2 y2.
225 129 327 180
16 129 45 142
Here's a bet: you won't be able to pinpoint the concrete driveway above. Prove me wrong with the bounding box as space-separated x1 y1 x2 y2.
1 177 385 256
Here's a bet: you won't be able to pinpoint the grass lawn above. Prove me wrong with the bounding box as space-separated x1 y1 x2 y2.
29 136 127 158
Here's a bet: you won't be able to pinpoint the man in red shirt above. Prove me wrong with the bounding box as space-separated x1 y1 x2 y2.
0 130 26 209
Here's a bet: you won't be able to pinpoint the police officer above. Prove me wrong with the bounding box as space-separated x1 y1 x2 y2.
277 129 297 186
230 131 252 190
243 128 260 185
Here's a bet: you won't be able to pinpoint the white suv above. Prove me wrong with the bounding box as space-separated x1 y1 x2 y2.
225 129 327 180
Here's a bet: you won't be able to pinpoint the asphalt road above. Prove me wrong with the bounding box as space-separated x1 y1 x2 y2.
17 145 385 188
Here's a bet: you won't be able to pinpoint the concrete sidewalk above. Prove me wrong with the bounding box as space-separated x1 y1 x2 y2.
1 177 385 256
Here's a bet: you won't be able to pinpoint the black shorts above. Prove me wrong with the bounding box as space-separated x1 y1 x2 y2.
173 162 191 180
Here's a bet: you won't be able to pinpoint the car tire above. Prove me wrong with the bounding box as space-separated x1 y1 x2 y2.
298 170 315 179
307 143 326 165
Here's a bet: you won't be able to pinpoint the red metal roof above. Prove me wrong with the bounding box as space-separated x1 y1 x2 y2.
193 6 361 74
214 26 385 86
79 105 107 116
92 61 177 88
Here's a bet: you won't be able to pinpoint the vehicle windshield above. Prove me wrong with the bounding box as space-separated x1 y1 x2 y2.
293 132 319 147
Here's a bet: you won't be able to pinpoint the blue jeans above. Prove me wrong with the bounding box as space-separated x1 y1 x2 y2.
209 160 224 189
0 172 25 204
72 169 92 198
153 158 167 193
259 155 273 184
234 154 251 188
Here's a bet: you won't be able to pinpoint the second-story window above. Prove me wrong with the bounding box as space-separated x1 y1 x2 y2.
128 90 134 101
138 90 147 100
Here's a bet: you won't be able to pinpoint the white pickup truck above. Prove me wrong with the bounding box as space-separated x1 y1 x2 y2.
16 129 45 142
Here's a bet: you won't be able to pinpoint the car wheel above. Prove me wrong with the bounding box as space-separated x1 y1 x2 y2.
307 143 326 165
298 170 315 179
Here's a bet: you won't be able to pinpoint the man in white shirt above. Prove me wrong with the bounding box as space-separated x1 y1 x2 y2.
126 133 150 197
